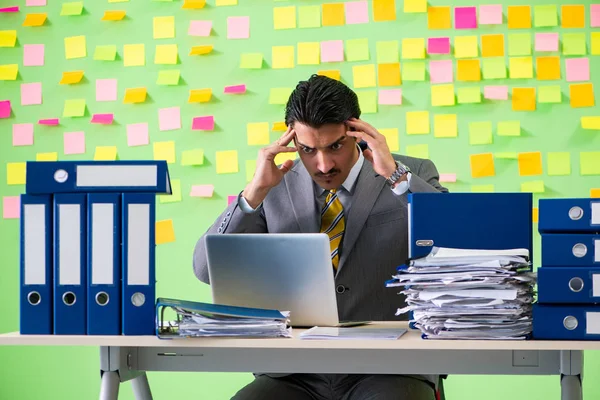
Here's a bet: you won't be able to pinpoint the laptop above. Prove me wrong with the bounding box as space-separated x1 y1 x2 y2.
205 233 369 327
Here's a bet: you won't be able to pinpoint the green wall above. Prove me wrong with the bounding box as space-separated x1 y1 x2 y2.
1 0 600 398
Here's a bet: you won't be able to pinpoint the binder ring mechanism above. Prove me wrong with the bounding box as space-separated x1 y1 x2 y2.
131 292 146 307
96 292 110 306
53 169 69 183
568 278 584 293
27 291 41 306
572 243 587 258
568 206 584 221
62 292 76 306
563 316 578 331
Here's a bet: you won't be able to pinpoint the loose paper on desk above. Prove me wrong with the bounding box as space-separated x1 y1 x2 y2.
300 327 407 340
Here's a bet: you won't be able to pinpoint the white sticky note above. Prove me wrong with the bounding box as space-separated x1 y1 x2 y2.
593 274 600 297
592 202 600 225
586 312 600 335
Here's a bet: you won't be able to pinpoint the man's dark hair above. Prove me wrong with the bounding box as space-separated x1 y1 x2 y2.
285 74 361 128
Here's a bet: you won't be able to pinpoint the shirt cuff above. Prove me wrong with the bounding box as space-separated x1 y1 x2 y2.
238 193 262 214
390 172 412 196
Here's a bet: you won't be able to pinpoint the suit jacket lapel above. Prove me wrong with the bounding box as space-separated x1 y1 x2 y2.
286 162 319 233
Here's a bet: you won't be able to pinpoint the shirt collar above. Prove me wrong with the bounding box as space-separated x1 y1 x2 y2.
316 144 364 196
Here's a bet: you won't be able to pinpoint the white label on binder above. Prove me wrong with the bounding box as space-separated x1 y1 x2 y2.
76 165 157 188
592 202 600 225
128 204 149 285
92 203 114 285
586 312 600 335
24 204 46 285
596 239 600 263
59 204 81 285
594 275 600 297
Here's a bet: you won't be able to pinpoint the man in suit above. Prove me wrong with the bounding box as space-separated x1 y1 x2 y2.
193 74 448 400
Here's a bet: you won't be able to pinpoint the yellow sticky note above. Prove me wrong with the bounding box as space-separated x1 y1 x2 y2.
63 99 86 117
124 44 145 67
373 0 396 22
378 63 401 87
591 189 600 198
272 122 287 131
592 32 600 56
272 46 294 69
65 36 86 59
297 42 320 65
59 70 84 84
23 13 47 27
182 0 206 9
274 6 296 30
538 85 562 103
404 0 426 13
518 152 543 176
0 64 18 80
454 36 478 58
470 153 495 178
153 141 175 164
457 59 481 81
508 5 531 29
188 88 212 103
581 116 600 130
431 84 455 107
124 88 147 104
94 146 118 161
274 152 298 166
299 5 321 28
318 70 341 80
216 0 237 5
159 180 181 204
428 6 451 29
532 207 539 223
246 160 257 182
471 185 495 193
190 45 213 56
155 44 178 64
353 64 376 88
322 3 345 26
181 149 204 166
240 53 263 69
156 220 176 245
216 150 239 174
570 83 595 108
36 152 58 161
247 122 270 146
269 88 293 105
379 128 399 151
153 16 175 39
434 114 458 138
509 57 533 79
581 152 600 175
521 180 545 193
547 152 571 176
7 162 26 185
406 111 430 134
402 38 425 59
512 87 536 111
102 10 126 21
481 34 504 58
536 56 561 81
0 30 16 47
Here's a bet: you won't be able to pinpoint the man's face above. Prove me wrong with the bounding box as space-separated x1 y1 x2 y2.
292 122 359 190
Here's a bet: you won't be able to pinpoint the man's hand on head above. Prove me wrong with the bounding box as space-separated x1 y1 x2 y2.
345 118 398 179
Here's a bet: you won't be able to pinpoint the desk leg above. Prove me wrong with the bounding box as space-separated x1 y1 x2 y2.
131 373 153 400
560 350 583 400
100 371 120 400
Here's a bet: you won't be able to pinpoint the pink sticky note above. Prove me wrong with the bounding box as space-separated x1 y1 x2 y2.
189 20 212 36
345 1 368 24
227 195 237 205
159 107 181 131
64 131 85 155
12 123 34 146
96 79 117 102
0 100 10 118
428 37 450 54
378 89 402 105
479 5 502 25
535 33 559 52
321 40 344 63
23 44 44 66
227 16 249 39
566 58 590 82
39 118 59 126
484 85 509 100
592 5 600 28
3 196 20 219
224 84 246 94
191 184 215 197
127 123 149 147
192 116 214 131
26 0 47 5
91 113 114 124
21 82 42 106
455 6 477 29
0 7 19 12
439 173 457 183
429 60 453 84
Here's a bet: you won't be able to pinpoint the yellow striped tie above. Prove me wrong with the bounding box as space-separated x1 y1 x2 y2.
320 189 345 271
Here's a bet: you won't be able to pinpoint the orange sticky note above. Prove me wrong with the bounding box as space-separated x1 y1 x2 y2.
457 59 480 81
318 70 341 80
508 6 531 29
188 88 212 103
590 188 600 198
23 13 47 27
518 152 543 176
512 87 536 111
561 5 584 28
536 56 561 80
373 0 396 22
481 34 504 58
60 70 84 84
322 3 344 26
428 6 451 29
156 220 175 245
470 153 495 178
570 83 595 108
378 63 401 86
532 207 539 223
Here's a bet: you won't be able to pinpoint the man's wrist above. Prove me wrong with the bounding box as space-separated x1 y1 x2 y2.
385 161 410 186
241 184 270 209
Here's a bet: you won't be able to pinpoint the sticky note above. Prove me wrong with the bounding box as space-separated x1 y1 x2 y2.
495 152 518 159
346 1 368 24
581 152 600 175
479 5 502 25
428 6 451 29
190 185 214 197
94 45 117 61
469 121 493 145
379 128 399 151
188 20 212 37
508 5 531 29
376 41 398 63
547 152 571 176
561 5 585 28
12 123 34 146
155 220 175 245
455 6 477 29
0 30 16 47
63 131 85 154
36 152 59 161
126 123 149 147
566 58 590 82
431 84 455 107
434 114 457 138
64 36 86 59
246 160 257 182
274 6 296 30
521 180 545 193
60 71 84 84
124 44 145 66
94 146 118 161
189 88 212 103
402 38 425 59
429 60 453 83
378 63 400 86
322 3 344 26
153 141 175 164
60 2 83 16
216 150 239 174
318 70 341 80
227 16 250 39
378 89 402 105
509 57 533 79
592 189 600 198
157 70 180 85
497 121 521 136
481 34 504 57
224 84 246 94
427 37 450 55
102 10 126 21
346 38 369 62
153 16 175 39
357 91 377 113
38 119 59 126
0 7 19 12
192 116 214 131
63 99 85 117
3 196 20 219
160 180 181 203
0 100 10 118
91 114 114 124
23 44 44 66
182 0 206 9
402 61 425 81
272 46 294 68
570 83 595 108
353 64 376 88
406 144 429 159
536 56 560 80
563 33 586 56
274 152 298 167
124 87 146 103
272 122 287 132
159 107 181 131
189 45 213 56
518 152 543 176
581 116 600 130
181 149 204 166
404 0 426 13
592 4 600 27
512 87 536 111
269 88 293 104
7 163 26 185
457 59 481 81
23 13 47 26
484 85 508 100
534 5 557 27
471 185 495 193
454 36 478 58
299 5 321 28
321 40 344 63
592 32 600 55
21 82 42 105
27 0 47 5
457 87 481 104
155 44 178 64
247 122 269 145
438 173 457 183
297 43 320 65
216 0 237 5
470 153 495 178
373 0 396 22
508 33 531 56
406 111 430 134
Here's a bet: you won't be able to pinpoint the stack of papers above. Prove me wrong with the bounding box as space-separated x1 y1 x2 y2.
300 326 407 340
387 247 536 340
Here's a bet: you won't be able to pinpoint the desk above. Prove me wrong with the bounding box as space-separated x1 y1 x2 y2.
0 322 596 400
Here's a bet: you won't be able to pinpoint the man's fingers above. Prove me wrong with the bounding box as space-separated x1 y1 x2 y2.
278 127 296 147
346 118 378 138
278 159 295 174
363 148 374 163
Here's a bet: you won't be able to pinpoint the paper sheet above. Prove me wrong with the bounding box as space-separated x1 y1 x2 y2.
63 131 85 155
216 150 239 174
247 122 270 145
159 107 181 131
126 123 148 147
156 220 175 245
470 153 495 178
12 123 34 146
518 152 543 176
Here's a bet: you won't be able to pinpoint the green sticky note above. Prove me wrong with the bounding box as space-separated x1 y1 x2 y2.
240 53 263 69
563 33 586 56
61 1 83 16
534 5 557 27
406 144 429 159
181 149 204 166
495 152 518 159
471 184 495 193
497 121 521 136
346 38 369 62
508 33 531 56
246 159 257 182
402 61 425 81
357 90 377 114
521 180 545 193
457 87 481 104
538 85 562 103
469 121 493 145
63 99 86 117
298 5 320 28
269 87 293 105
547 152 571 176
376 41 399 63
580 152 600 175
482 58 506 79
94 45 117 61
156 70 180 85
160 179 182 203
